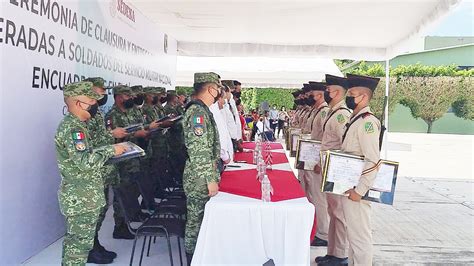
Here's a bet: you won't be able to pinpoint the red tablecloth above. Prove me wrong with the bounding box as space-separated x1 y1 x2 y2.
233 151 289 165
220 169 305 202
241 142 284 150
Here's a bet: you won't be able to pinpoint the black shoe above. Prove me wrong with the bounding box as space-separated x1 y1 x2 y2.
318 256 349 266
94 234 117 259
315 255 334 263
130 212 150 222
113 226 135 240
311 236 328 246
87 249 114 264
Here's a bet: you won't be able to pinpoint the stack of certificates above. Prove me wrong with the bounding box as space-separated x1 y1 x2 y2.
106 142 146 164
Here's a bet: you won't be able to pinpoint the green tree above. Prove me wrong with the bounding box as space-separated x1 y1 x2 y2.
451 77 474 120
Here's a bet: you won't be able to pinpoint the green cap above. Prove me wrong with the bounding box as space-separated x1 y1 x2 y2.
84 77 105 88
131 85 143 95
143 86 158 94
194 72 223 88
113 85 133 96
177 90 187 96
156 87 166 94
167 90 177 97
63 81 103 100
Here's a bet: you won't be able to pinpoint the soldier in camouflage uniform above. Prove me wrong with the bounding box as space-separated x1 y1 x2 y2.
55 81 126 266
84 77 128 261
105 85 150 239
183 72 222 263
164 90 186 185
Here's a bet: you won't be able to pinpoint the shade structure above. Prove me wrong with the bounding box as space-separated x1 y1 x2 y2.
130 0 462 60
176 56 342 87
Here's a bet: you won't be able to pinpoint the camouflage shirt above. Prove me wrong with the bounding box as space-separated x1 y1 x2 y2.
88 111 119 185
182 100 220 187
55 114 115 216
164 103 185 149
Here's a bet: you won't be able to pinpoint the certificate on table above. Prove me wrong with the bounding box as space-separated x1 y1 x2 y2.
321 150 399 205
290 133 311 157
104 142 146 164
295 139 322 170
285 127 301 151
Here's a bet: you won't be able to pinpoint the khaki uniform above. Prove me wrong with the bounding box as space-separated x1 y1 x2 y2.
290 107 303 127
340 106 380 266
302 102 329 240
320 100 352 258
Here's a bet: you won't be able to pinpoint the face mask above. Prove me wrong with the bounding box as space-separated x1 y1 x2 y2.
210 88 220 104
97 94 108 106
160 97 167 104
152 96 159 105
124 98 135 109
87 103 99 118
324 91 333 104
345 96 357 110
233 92 241 98
134 94 144 106
305 97 316 106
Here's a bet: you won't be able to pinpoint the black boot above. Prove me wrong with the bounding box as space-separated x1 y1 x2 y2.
94 233 117 259
113 225 135 240
186 252 193 266
87 248 113 264
311 236 328 246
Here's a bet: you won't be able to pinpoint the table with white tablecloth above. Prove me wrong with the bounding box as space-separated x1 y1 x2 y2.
192 142 316 266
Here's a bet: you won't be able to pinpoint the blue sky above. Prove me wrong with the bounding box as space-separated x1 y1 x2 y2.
428 0 473 36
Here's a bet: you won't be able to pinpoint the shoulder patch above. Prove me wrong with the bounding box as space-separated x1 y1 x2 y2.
194 125 204 136
193 115 204 125
72 131 85 140
321 110 327 118
336 114 346 124
364 122 375 133
75 141 87 151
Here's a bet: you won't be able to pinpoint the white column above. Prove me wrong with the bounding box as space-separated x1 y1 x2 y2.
384 60 390 158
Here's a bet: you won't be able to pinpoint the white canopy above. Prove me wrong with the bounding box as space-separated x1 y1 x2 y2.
131 0 462 60
176 56 342 87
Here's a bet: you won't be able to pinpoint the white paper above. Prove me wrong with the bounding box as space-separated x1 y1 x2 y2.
291 135 299 152
373 164 395 192
326 155 364 194
298 141 321 170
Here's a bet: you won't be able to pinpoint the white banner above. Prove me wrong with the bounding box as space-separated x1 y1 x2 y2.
0 1 177 263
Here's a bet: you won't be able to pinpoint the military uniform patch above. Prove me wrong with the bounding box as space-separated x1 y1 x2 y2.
75 141 86 151
364 122 374 133
194 125 204 136
192 115 205 136
321 110 327 118
72 131 85 140
337 114 345 124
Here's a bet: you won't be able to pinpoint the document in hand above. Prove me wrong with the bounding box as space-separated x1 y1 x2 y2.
320 150 399 205
285 127 301 151
124 124 144 134
290 133 311 157
105 142 146 164
295 139 322 170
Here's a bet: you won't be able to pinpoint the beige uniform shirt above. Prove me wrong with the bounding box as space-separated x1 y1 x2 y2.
341 106 381 196
290 107 303 127
300 107 315 132
321 100 352 151
298 107 310 128
310 102 329 141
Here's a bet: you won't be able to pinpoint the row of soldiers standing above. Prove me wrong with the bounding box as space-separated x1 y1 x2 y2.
55 78 187 265
290 74 382 266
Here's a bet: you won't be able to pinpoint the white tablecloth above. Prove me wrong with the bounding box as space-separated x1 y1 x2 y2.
192 191 315 265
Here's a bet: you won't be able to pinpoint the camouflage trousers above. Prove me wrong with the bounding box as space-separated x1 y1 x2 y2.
62 210 100 266
95 184 123 232
184 184 209 254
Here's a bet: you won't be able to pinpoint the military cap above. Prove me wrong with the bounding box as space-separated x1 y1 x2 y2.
177 90 187 96
346 74 380 91
194 72 224 88
302 83 311 93
113 84 134 96
143 86 157 94
131 85 144 95
167 90 177 96
222 80 235 90
63 81 103 100
292 90 302 98
308 81 327 91
325 74 349 89
156 87 166 94
84 77 105 88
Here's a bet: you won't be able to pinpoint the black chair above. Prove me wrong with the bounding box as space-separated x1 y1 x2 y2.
114 188 185 266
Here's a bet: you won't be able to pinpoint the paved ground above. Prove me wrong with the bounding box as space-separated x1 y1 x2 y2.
24 133 474 265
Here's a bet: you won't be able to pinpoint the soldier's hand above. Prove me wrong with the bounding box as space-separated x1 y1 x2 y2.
208 182 219 197
149 121 159 129
160 120 173 128
114 144 127 156
134 129 148 138
344 189 362 202
111 127 128 139
314 164 321 174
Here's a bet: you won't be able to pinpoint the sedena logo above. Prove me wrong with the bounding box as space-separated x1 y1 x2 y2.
110 0 136 23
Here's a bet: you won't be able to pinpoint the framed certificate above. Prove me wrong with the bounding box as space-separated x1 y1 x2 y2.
285 128 301 151
105 141 146 164
295 139 322 170
321 150 399 205
290 133 311 157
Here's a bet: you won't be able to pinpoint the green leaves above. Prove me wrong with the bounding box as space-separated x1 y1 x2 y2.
241 88 297 111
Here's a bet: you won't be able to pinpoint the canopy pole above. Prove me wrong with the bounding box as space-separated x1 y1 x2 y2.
384 60 390 158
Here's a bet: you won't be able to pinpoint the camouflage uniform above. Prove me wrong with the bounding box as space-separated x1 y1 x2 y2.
55 81 115 266
183 73 221 255
105 85 143 226
164 91 186 184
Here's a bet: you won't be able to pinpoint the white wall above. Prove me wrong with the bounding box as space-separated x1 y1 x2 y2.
0 1 177 263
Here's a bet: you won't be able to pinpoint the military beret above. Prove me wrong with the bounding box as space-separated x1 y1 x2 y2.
346 74 380 92
84 77 105 88
222 80 235 90
308 81 327 91
131 85 143 95
63 81 103 100
194 72 224 88
326 74 349 89
113 85 133 96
